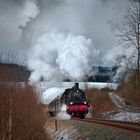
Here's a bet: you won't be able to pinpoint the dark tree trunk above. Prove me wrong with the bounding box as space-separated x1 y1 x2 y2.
8 93 12 140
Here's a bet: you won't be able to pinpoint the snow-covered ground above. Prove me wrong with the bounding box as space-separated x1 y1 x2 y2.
46 126 77 140
42 87 66 104
35 82 118 92
33 82 118 104
109 92 126 108
56 104 71 120
109 92 140 122
109 112 140 122
109 92 140 111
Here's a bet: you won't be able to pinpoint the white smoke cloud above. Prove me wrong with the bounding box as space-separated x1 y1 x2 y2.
0 0 39 61
0 0 135 82
103 45 135 66
114 48 137 82
28 30 99 82
103 44 137 82
22 0 130 82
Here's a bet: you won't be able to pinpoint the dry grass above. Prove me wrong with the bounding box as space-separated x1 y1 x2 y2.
115 83 140 107
0 63 29 82
0 84 48 140
85 88 117 115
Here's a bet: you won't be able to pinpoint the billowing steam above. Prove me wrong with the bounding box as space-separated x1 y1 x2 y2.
56 104 71 120
0 0 135 82
0 0 39 50
28 30 99 82
25 0 130 82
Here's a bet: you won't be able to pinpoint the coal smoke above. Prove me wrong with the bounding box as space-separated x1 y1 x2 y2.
0 0 134 82
24 0 130 82
28 30 99 82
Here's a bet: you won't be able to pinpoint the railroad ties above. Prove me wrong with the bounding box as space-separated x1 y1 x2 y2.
73 118 140 133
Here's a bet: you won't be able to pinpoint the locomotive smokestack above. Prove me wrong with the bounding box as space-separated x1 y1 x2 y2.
75 83 79 88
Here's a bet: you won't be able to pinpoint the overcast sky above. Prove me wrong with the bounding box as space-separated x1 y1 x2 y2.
0 0 136 81
0 0 130 52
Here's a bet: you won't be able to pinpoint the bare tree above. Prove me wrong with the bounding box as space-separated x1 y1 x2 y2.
119 0 140 86
0 49 29 83
0 49 26 65
0 50 28 140
0 85 48 140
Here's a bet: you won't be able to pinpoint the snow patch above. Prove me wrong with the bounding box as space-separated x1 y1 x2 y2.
109 112 140 122
57 104 71 120
46 126 78 140
42 87 65 104
39 82 118 104
86 106 93 118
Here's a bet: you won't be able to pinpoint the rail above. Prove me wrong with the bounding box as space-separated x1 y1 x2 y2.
73 118 140 133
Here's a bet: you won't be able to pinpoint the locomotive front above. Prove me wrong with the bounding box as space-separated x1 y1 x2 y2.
65 83 90 119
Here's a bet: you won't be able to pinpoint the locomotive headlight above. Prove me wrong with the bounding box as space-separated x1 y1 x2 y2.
84 101 87 104
70 102 73 105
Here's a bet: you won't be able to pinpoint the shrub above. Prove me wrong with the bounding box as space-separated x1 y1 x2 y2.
0 84 48 140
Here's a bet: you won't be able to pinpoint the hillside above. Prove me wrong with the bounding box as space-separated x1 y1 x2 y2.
85 88 117 117
0 63 30 82
115 83 140 107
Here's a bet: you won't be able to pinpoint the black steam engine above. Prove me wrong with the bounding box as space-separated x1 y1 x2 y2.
48 83 90 119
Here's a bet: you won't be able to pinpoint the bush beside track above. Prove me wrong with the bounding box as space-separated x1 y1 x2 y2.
85 88 117 117
0 84 49 140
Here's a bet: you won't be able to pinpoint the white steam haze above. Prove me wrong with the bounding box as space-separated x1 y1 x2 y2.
0 0 39 49
28 30 99 82
0 0 136 82
0 0 39 64
57 104 71 120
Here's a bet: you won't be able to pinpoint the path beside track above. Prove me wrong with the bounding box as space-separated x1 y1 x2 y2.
109 92 140 112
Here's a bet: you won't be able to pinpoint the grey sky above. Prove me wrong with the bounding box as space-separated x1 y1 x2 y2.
0 0 134 66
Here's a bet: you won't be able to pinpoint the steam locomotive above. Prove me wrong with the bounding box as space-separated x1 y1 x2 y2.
48 83 90 119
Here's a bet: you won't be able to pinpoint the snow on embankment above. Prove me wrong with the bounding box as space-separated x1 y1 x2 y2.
41 82 118 104
42 87 66 104
108 92 140 122
109 112 140 122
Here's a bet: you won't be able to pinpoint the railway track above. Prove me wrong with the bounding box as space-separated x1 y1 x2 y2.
73 118 140 133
